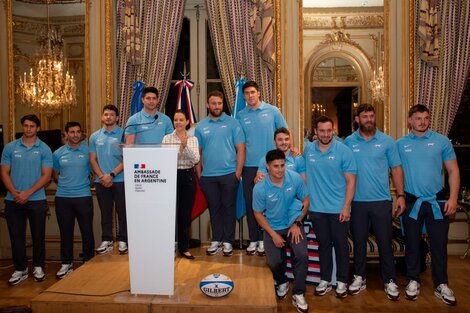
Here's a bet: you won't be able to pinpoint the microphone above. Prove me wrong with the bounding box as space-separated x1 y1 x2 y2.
121 114 159 143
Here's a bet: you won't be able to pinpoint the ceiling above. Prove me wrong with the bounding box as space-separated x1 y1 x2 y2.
303 0 383 7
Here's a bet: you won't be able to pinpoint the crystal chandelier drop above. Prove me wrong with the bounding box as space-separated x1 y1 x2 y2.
369 66 385 102
18 2 77 117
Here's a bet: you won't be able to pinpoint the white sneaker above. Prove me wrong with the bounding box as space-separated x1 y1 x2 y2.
257 240 265 256
315 280 332 296
8 269 28 286
292 293 309 313
206 241 222 255
33 266 45 282
276 281 289 299
384 279 399 301
118 241 128 254
96 241 114 254
246 241 257 255
335 281 347 298
56 264 73 279
223 242 233 256
405 280 420 301
348 275 366 295
435 283 456 306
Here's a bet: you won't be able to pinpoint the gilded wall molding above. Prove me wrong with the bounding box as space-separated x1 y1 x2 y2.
383 0 390 134
5 0 15 140
274 0 282 109
84 0 90 135
303 7 384 30
408 0 415 110
105 0 113 104
298 0 304 151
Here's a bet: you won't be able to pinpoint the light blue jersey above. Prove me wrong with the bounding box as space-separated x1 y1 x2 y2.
195 113 245 177
304 139 357 214
236 101 287 166
53 142 91 198
344 130 401 201
1 137 53 201
125 110 173 144
89 126 124 182
397 130 455 197
258 151 306 175
253 170 308 230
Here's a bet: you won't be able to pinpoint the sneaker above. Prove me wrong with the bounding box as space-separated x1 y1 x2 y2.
246 242 257 255
335 281 347 298
292 293 309 313
315 280 332 296
384 279 399 301
257 240 265 256
223 242 233 256
405 280 420 301
348 275 366 295
435 283 456 306
8 270 28 286
56 264 73 280
118 241 128 254
206 241 222 255
276 281 289 299
33 266 45 282
96 241 114 254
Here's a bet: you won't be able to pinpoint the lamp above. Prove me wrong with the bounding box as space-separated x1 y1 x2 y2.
18 2 77 117
370 66 385 102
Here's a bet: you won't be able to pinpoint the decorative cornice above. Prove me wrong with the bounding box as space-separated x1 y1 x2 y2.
303 8 384 30
13 15 85 36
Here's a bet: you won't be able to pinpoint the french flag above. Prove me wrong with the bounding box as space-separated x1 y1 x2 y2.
134 164 146 169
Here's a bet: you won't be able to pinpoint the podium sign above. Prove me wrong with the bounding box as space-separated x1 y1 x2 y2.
123 145 178 295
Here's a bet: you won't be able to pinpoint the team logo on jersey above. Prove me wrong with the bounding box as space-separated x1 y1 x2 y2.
427 143 435 147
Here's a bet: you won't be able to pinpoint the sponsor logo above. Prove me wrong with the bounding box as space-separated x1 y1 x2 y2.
374 144 382 148
427 143 435 147
328 156 335 160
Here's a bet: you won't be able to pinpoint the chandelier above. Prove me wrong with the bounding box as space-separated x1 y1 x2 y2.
370 66 385 102
311 103 326 124
18 2 77 117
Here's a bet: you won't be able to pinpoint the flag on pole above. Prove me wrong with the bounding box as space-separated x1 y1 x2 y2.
175 79 197 124
233 76 247 220
130 80 144 115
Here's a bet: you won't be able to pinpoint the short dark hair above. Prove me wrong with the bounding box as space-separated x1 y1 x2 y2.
174 109 188 120
142 86 159 98
265 149 286 164
64 121 81 132
274 127 290 140
355 103 375 116
314 115 333 129
242 81 259 92
408 104 429 117
102 104 119 115
21 114 40 127
207 90 224 102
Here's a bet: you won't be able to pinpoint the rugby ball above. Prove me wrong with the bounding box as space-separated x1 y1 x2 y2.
199 273 234 298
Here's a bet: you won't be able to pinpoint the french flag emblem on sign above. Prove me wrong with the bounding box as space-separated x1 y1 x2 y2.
134 164 146 169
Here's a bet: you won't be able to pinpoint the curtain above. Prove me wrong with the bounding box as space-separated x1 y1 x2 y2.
206 0 274 108
116 0 185 125
415 0 470 135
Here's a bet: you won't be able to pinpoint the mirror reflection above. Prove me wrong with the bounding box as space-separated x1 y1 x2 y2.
303 0 385 140
12 0 87 136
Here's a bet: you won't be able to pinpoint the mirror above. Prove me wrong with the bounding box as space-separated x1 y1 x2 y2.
6 0 89 139
302 0 386 139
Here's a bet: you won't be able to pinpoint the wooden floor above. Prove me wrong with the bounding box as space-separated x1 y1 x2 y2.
0 249 469 313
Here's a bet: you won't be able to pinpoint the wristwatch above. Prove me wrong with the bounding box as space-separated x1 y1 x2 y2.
110 172 116 178
397 194 405 199
294 220 302 227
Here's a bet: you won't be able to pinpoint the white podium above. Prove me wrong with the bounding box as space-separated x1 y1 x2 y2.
123 145 178 295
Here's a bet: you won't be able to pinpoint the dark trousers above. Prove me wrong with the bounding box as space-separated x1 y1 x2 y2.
351 200 396 282
200 173 238 244
264 227 308 295
176 168 196 253
55 196 95 263
242 166 261 242
310 211 350 283
96 182 127 242
403 192 449 287
5 200 47 270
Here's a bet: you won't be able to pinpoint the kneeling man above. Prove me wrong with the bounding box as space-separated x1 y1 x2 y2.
253 149 309 313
